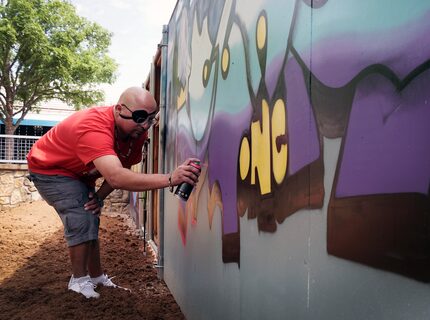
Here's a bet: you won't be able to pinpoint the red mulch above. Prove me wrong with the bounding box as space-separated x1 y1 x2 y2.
0 201 185 320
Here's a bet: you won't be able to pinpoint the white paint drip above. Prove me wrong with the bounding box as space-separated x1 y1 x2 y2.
307 235 311 309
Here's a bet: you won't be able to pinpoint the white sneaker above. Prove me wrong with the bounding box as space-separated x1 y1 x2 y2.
90 274 118 287
91 274 131 292
68 275 100 299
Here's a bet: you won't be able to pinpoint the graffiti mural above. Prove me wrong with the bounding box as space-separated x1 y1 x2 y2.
165 0 430 280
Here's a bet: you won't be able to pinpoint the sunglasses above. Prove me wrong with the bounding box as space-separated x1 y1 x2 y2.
118 103 157 125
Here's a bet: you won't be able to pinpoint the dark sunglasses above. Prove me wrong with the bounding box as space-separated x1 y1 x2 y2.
118 103 157 124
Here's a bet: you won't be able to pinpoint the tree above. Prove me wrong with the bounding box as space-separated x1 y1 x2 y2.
0 0 117 135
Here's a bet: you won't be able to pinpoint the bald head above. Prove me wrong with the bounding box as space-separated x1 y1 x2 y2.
118 87 157 113
114 87 159 139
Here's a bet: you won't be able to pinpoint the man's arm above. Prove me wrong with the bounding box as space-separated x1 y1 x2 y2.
84 179 115 215
93 155 200 192
96 179 115 200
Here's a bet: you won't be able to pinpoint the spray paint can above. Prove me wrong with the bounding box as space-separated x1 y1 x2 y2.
174 160 201 201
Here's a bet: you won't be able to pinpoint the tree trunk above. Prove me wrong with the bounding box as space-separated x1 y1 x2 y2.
4 118 16 162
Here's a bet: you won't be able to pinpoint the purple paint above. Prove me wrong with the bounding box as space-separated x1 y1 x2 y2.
208 108 252 234
284 58 320 175
336 71 430 197
265 55 321 176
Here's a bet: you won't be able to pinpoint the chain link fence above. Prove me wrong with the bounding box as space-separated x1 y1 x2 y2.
0 134 41 164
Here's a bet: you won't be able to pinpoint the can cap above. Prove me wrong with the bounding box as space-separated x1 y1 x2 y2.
190 160 201 169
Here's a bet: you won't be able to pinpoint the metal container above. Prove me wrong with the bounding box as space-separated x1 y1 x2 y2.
174 160 201 201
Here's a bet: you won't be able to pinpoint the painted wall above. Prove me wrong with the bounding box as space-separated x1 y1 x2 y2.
162 0 430 319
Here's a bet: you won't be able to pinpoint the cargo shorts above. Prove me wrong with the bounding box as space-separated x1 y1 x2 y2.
28 172 100 247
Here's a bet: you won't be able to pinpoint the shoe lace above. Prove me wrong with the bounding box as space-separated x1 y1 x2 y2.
103 275 117 287
104 274 132 292
81 279 97 290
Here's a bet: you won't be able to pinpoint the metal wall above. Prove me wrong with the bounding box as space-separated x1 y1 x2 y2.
161 0 430 319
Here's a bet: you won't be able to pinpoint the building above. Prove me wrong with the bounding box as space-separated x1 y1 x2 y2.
0 100 74 163
0 99 74 135
140 1 430 319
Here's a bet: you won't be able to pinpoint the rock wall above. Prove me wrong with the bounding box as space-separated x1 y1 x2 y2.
96 179 130 214
0 164 40 210
0 164 129 213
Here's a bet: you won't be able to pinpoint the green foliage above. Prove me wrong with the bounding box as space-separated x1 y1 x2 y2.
0 0 117 132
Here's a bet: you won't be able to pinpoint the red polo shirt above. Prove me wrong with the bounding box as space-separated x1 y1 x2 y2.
27 106 147 185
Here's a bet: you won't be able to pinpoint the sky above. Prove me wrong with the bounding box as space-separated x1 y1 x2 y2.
69 0 178 105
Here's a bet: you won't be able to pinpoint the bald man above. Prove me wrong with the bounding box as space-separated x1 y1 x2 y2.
27 87 200 299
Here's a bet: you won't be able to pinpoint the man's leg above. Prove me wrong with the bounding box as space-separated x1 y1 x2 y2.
87 239 103 277
88 239 122 289
29 173 101 298
69 242 90 278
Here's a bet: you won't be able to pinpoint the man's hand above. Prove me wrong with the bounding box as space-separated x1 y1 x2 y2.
170 158 201 187
84 191 104 215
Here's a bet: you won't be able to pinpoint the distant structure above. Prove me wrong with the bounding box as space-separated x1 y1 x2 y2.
0 100 74 136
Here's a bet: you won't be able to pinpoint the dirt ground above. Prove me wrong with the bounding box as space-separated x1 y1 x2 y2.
0 200 185 320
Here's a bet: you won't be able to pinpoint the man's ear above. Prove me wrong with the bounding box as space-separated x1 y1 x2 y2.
115 104 122 114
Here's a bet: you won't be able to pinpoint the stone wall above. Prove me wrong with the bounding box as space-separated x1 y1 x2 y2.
98 182 130 214
0 164 40 210
0 164 129 213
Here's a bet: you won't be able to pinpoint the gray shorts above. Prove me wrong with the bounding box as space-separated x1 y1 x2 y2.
28 173 99 247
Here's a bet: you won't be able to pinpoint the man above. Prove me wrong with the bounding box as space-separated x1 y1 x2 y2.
27 87 200 299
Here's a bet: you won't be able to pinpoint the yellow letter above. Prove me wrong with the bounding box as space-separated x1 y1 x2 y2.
239 137 250 180
251 99 271 194
272 99 287 184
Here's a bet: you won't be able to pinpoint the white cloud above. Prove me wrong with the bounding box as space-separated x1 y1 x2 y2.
69 0 177 104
